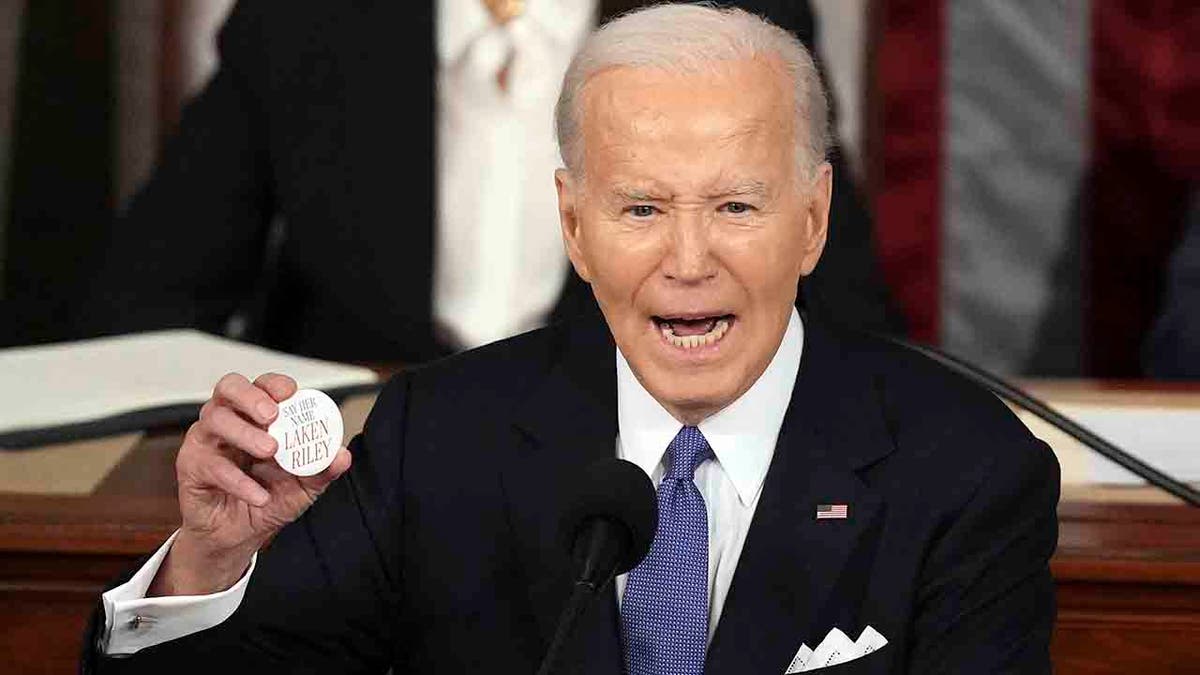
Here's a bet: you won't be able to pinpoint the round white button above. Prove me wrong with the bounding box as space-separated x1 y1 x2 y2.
267 389 344 477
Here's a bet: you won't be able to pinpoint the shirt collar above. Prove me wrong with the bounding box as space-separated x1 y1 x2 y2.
616 308 805 506
437 0 597 65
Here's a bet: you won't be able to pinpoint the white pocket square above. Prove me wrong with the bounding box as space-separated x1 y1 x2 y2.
785 625 888 673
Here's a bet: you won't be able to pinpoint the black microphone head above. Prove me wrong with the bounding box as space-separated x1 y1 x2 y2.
557 458 658 576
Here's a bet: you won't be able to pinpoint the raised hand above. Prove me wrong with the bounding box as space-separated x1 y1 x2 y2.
149 372 352 596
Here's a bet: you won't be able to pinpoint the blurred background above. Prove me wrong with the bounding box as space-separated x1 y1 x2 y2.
0 0 1196 378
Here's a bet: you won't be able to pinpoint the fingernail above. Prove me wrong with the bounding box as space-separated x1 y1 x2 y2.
257 436 276 455
257 401 276 421
253 490 270 507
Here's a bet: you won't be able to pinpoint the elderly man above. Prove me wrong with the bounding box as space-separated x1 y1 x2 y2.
84 5 1058 674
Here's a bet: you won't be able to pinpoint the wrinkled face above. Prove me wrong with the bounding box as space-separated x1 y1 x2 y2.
556 56 831 424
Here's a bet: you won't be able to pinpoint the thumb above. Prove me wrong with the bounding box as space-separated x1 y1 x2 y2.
295 446 353 500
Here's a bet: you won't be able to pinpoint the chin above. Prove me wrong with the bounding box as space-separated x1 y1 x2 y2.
642 361 745 421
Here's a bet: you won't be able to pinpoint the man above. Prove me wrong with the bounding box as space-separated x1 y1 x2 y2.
85 6 1058 673
67 0 902 363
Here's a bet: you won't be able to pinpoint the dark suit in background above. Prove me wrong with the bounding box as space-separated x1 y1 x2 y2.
1144 193 1200 379
83 313 1058 673
61 0 902 364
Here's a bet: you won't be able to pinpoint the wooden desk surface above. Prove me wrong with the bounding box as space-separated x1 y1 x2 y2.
1 384 1197 673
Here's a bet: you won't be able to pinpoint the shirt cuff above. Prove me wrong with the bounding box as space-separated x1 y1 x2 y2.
100 530 257 656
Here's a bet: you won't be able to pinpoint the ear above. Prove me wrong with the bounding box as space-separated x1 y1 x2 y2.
556 168 594 282
797 161 832 277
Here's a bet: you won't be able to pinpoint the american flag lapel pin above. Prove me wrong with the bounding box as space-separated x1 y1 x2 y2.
816 503 849 520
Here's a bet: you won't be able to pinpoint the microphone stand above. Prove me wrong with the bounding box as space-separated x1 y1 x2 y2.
536 518 627 675
535 580 601 675
885 336 1200 507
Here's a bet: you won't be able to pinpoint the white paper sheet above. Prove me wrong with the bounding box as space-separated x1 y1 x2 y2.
0 330 379 438
1024 404 1200 484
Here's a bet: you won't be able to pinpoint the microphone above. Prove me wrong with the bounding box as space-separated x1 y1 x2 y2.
536 458 658 675
883 335 1200 507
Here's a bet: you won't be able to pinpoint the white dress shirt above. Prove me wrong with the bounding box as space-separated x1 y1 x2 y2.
433 0 595 349
100 530 258 655
100 308 804 655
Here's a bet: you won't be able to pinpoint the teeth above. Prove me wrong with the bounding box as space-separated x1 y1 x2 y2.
660 318 731 350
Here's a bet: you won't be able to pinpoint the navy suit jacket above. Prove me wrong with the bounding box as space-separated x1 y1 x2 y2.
84 313 1059 673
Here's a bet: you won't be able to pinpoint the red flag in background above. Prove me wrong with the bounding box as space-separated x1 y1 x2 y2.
872 0 1198 377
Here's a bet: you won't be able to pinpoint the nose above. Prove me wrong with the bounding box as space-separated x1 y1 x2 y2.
661 211 718 284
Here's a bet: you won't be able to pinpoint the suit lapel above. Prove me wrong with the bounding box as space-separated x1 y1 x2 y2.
502 314 625 675
706 322 894 675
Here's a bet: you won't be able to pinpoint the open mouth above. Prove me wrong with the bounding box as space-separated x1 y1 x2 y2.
652 313 735 350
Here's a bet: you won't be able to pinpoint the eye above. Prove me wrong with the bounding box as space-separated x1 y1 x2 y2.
721 201 755 215
626 204 658 218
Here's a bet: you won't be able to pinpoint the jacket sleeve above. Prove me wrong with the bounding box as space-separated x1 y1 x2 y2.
76 1 276 340
906 436 1061 674
82 374 412 674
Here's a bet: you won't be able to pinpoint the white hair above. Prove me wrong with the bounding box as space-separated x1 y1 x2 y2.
554 2 830 175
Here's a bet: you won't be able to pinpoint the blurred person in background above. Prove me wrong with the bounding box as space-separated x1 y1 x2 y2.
1144 192 1200 380
1 0 901 364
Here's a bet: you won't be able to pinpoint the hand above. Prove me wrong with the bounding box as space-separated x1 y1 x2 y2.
149 373 352 596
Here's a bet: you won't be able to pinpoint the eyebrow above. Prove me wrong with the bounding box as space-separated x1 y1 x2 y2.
608 180 770 202
704 181 769 199
610 185 670 202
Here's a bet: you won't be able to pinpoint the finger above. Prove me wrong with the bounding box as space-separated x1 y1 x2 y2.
208 405 278 460
254 372 298 403
213 372 278 426
322 446 353 481
247 456 296 488
201 453 271 507
185 419 216 448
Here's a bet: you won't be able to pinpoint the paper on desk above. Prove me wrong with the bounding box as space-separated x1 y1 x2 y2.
0 330 379 447
1020 404 1200 484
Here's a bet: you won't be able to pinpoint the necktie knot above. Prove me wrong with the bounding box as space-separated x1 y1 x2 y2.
665 426 712 481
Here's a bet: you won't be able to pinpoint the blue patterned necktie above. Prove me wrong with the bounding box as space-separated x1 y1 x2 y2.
621 426 712 675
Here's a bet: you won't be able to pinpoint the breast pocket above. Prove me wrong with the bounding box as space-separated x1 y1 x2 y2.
799 644 891 674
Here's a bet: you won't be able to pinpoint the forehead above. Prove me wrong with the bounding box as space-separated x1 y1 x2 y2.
578 57 795 182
